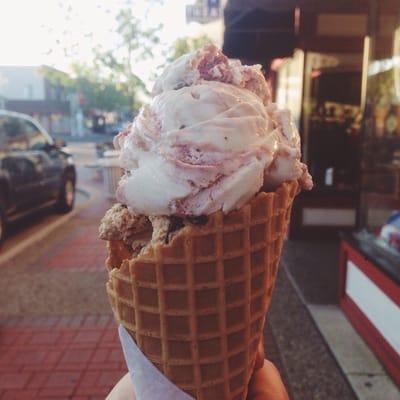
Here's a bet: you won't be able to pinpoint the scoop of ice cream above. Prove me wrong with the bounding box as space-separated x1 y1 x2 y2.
99 203 150 244
115 81 275 215
115 45 312 216
153 44 271 104
264 105 313 191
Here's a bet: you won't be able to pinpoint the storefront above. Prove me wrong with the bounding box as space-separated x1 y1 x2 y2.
224 0 399 386
224 0 370 237
338 1 400 386
274 49 362 237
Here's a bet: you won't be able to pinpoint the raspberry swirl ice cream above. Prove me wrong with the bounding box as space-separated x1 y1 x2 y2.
114 44 312 216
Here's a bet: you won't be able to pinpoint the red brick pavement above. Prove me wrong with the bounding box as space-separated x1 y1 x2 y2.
0 315 126 399
0 153 127 399
35 227 107 271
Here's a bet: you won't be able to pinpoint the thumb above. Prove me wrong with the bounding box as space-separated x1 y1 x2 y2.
248 360 289 400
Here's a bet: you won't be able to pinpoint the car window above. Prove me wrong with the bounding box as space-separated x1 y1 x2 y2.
22 120 49 150
0 117 5 151
2 156 36 177
0 116 28 151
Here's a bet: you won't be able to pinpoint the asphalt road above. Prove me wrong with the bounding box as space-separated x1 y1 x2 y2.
0 141 112 316
0 142 99 261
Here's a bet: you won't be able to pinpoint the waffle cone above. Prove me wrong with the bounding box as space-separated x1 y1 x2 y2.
106 181 298 399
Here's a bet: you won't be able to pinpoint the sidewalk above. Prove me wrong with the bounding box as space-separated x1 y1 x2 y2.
0 143 125 399
0 315 124 400
0 142 386 400
265 267 357 400
282 239 399 399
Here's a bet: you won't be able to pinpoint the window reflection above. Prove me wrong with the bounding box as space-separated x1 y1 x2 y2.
358 7 400 259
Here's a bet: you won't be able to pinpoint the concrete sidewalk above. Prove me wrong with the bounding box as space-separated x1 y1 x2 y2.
282 239 399 400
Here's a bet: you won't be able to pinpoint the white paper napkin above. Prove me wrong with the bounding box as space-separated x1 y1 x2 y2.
119 325 195 400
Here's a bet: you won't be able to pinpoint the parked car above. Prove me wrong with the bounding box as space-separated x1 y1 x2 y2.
0 110 76 243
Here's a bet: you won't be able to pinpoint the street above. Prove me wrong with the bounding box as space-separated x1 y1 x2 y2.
0 142 105 258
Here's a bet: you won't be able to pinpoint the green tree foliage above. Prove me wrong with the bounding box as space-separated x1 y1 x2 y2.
94 8 160 110
42 6 161 114
40 64 130 113
168 35 211 62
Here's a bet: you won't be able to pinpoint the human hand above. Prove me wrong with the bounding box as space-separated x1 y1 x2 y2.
107 358 288 400
247 359 289 400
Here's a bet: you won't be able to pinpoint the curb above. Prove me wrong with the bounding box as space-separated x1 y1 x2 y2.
76 187 91 199
282 258 361 400
0 186 92 267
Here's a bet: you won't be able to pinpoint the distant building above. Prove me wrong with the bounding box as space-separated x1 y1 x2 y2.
186 0 227 47
186 0 226 24
0 66 71 135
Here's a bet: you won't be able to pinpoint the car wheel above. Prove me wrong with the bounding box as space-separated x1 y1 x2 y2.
56 175 75 213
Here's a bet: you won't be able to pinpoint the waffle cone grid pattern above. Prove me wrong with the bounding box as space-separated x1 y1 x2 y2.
106 181 298 400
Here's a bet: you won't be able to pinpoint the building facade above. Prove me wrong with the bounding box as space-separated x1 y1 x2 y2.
0 66 71 135
222 0 400 386
186 0 226 24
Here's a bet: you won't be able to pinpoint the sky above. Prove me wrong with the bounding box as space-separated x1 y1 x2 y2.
0 0 199 88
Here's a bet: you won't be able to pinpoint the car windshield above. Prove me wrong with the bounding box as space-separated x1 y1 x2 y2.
0 115 28 151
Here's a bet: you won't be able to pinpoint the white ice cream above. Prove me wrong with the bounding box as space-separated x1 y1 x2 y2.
115 45 312 216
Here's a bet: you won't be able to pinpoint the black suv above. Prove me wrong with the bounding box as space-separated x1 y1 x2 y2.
0 111 76 243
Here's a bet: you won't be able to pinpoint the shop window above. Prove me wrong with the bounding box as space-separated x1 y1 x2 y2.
356 9 400 261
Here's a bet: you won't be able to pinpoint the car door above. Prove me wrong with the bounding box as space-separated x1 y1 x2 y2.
23 118 64 201
1 116 43 212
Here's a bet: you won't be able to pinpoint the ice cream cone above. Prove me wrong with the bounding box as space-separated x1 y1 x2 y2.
105 180 298 400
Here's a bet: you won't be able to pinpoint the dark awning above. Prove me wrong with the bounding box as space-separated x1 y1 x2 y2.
223 0 397 65
5 100 70 116
223 6 295 62
226 0 369 13
223 1 304 64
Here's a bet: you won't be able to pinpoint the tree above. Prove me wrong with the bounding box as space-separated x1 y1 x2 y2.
40 64 130 113
42 4 162 114
168 35 211 62
94 8 161 110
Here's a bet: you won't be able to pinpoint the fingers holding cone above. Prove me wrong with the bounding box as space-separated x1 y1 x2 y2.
253 340 265 371
247 360 289 400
